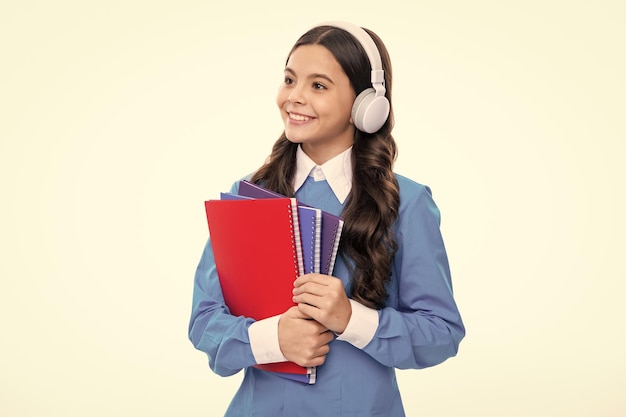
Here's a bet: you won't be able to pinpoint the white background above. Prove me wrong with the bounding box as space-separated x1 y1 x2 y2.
1 1 624 416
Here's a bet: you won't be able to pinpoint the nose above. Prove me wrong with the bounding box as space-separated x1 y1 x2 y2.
287 84 305 104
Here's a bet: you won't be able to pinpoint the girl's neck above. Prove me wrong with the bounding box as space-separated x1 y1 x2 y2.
301 141 353 165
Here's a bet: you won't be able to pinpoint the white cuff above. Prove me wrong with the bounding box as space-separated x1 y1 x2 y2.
336 299 379 349
248 315 288 364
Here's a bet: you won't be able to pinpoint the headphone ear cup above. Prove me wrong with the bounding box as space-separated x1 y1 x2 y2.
351 88 390 133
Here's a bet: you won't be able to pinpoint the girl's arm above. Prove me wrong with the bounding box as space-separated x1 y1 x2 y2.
294 182 465 369
187 239 257 376
189 237 336 374
359 183 465 369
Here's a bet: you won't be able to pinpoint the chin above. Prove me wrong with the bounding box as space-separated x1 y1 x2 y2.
284 131 307 144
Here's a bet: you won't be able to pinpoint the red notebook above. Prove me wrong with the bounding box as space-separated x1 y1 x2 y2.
204 198 314 382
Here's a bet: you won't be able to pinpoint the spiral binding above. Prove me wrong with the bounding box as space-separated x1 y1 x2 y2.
327 220 344 276
312 212 321 273
287 202 304 277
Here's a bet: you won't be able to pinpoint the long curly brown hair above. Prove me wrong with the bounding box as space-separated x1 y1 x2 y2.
251 25 400 309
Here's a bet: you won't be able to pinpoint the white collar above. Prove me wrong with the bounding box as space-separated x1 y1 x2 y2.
294 145 353 204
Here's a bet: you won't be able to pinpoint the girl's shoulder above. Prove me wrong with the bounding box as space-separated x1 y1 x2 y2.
394 173 433 202
394 173 442 224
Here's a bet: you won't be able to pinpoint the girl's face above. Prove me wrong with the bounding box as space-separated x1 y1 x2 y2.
276 44 356 164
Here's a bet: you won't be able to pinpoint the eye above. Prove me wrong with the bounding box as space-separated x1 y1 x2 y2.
313 82 326 90
283 76 295 85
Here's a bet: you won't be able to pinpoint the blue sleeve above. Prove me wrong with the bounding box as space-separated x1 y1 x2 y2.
361 183 465 369
188 181 257 376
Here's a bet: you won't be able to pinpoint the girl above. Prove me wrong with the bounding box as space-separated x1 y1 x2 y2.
189 21 465 416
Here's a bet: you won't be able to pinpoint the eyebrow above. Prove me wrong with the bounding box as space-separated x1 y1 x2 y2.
284 67 335 84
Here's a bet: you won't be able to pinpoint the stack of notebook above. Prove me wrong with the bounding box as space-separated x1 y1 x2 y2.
204 180 344 384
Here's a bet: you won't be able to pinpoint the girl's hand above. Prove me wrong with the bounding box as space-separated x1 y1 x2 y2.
278 306 334 367
293 274 352 334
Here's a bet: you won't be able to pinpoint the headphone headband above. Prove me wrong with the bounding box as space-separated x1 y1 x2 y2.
317 21 385 96
311 21 390 133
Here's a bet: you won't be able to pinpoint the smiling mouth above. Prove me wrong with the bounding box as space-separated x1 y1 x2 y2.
288 112 313 122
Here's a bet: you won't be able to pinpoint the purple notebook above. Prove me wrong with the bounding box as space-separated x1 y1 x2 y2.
238 180 344 275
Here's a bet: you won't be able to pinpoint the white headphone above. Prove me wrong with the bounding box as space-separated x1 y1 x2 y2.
317 21 390 133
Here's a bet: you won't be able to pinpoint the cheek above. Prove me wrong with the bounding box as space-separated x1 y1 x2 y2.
276 87 288 110
332 97 355 123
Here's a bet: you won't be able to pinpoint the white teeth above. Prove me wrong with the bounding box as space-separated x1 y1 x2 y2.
289 113 310 122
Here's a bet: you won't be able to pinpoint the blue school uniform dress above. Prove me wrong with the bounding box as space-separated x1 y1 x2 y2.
189 146 465 417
